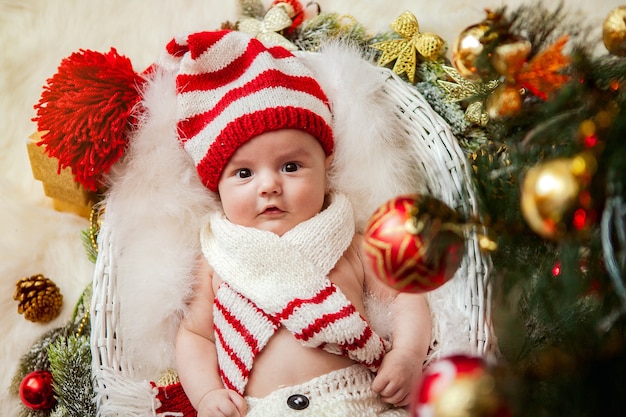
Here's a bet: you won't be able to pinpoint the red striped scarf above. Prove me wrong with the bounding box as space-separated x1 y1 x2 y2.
202 193 389 394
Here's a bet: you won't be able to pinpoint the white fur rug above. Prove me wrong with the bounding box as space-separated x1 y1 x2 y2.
0 0 619 414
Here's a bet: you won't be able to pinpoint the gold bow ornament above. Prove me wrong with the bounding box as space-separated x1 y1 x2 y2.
371 11 445 83
238 2 298 51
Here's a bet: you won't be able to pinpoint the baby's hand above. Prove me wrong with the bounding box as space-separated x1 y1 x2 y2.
371 349 422 407
196 388 247 417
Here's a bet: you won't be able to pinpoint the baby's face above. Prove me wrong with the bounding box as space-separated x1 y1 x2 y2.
217 129 331 236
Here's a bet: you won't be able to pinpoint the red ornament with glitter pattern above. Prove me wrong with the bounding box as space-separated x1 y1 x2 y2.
363 195 466 293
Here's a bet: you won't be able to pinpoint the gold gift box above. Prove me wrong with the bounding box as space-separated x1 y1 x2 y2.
27 132 100 218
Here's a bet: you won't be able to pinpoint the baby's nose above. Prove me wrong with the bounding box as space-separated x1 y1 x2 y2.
258 171 281 195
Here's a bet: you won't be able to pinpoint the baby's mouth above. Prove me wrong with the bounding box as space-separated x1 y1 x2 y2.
262 206 283 214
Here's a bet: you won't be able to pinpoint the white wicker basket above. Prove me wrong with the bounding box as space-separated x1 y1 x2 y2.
380 71 496 359
90 60 497 416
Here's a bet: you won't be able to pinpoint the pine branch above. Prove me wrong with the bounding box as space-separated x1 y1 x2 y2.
47 335 96 417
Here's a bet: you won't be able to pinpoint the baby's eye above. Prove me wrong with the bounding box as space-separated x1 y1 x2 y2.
236 168 252 179
282 162 300 172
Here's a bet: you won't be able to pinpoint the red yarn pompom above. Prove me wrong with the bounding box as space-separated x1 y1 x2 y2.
33 48 144 191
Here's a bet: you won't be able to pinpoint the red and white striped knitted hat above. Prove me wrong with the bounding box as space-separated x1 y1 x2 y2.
162 30 334 192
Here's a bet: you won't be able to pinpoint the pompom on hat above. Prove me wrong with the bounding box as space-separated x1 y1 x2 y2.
162 30 334 192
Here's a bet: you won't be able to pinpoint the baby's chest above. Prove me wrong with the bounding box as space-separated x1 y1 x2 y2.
328 255 366 314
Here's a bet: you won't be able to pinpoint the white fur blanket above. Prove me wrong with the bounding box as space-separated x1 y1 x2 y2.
0 0 617 414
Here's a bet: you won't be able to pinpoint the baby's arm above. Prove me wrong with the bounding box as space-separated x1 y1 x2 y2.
176 257 247 417
371 291 430 407
359 237 432 407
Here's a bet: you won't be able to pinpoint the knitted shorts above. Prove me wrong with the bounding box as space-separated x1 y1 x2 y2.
245 364 409 417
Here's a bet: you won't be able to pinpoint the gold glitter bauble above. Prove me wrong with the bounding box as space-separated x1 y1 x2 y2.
433 375 503 417
452 23 491 81
486 84 523 120
521 153 596 240
491 37 532 77
603 6 626 56
412 355 511 417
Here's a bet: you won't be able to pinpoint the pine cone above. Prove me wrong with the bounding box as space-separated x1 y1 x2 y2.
469 142 514 197
14 274 63 323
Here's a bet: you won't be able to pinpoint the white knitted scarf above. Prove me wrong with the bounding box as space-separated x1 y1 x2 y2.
202 193 354 311
201 193 389 394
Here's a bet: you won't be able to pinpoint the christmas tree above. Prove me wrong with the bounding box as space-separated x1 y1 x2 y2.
369 2 626 416
454 3 626 417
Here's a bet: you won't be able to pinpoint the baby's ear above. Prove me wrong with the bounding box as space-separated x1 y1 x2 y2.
324 153 335 194
325 153 334 170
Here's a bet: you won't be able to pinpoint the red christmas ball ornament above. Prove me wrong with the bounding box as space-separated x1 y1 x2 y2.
19 370 56 410
411 355 511 417
363 195 466 293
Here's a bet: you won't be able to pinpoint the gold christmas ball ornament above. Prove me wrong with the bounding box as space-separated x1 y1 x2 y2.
411 355 512 417
14 274 63 323
486 84 523 120
452 23 490 81
603 6 626 56
521 153 597 240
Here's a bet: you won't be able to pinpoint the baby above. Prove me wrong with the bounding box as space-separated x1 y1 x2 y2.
173 30 431 417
